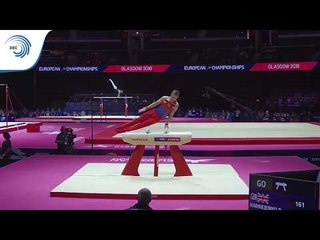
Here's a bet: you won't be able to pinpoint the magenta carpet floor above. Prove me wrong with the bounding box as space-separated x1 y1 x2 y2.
0 154 318 210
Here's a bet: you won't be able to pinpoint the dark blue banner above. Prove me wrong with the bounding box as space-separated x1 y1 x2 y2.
249 172 319 210
37 66 103 72
36 63 320 73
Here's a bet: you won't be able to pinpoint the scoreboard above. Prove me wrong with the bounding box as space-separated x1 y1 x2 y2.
249 170 320 210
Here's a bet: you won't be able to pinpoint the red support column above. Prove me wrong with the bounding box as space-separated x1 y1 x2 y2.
170 145 192 176
154 145 159 177
121 145 145 176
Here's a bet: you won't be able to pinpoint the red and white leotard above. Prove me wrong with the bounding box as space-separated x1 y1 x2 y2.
155 98 177 119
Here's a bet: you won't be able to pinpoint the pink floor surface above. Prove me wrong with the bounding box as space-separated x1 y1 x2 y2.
0 154 318 210
7 122 320 151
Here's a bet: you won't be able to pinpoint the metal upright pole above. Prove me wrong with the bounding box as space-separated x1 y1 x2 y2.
91 96 94 152
33 71 37 108
6 84 8 127
269 30 272 46
125 96 128 117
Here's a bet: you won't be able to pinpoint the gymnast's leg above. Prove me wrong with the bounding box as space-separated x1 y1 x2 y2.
121 117 159 132
116 109 160 132
118 110 152 129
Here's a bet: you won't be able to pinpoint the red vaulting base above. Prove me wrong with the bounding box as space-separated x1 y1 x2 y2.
121 131 193 177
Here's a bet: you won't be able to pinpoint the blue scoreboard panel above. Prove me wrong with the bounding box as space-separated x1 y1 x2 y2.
249 173 319 210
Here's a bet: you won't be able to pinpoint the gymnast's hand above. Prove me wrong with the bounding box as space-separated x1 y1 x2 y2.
138 107 147 113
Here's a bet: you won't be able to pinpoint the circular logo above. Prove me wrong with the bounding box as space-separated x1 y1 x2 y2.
5 35 31 58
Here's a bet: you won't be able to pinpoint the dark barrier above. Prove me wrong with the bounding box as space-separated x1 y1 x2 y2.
249 170 320 210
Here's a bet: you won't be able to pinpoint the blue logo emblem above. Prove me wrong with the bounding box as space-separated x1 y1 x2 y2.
5 35 31 58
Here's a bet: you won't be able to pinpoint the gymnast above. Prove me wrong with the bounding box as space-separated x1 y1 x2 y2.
116 89 180 133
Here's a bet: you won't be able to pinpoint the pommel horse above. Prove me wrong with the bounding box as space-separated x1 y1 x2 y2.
121 131 193 177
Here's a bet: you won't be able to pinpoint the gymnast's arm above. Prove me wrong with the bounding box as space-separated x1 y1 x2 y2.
139 96 167 113
167 102 179 122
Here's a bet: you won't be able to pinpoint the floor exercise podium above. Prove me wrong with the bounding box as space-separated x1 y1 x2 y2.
121 131 192 177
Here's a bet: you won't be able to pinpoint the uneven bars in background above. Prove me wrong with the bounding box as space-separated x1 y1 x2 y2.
93 97 133 99
93 96 133 117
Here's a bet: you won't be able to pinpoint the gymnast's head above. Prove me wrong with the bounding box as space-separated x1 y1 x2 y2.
170 89 180 101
